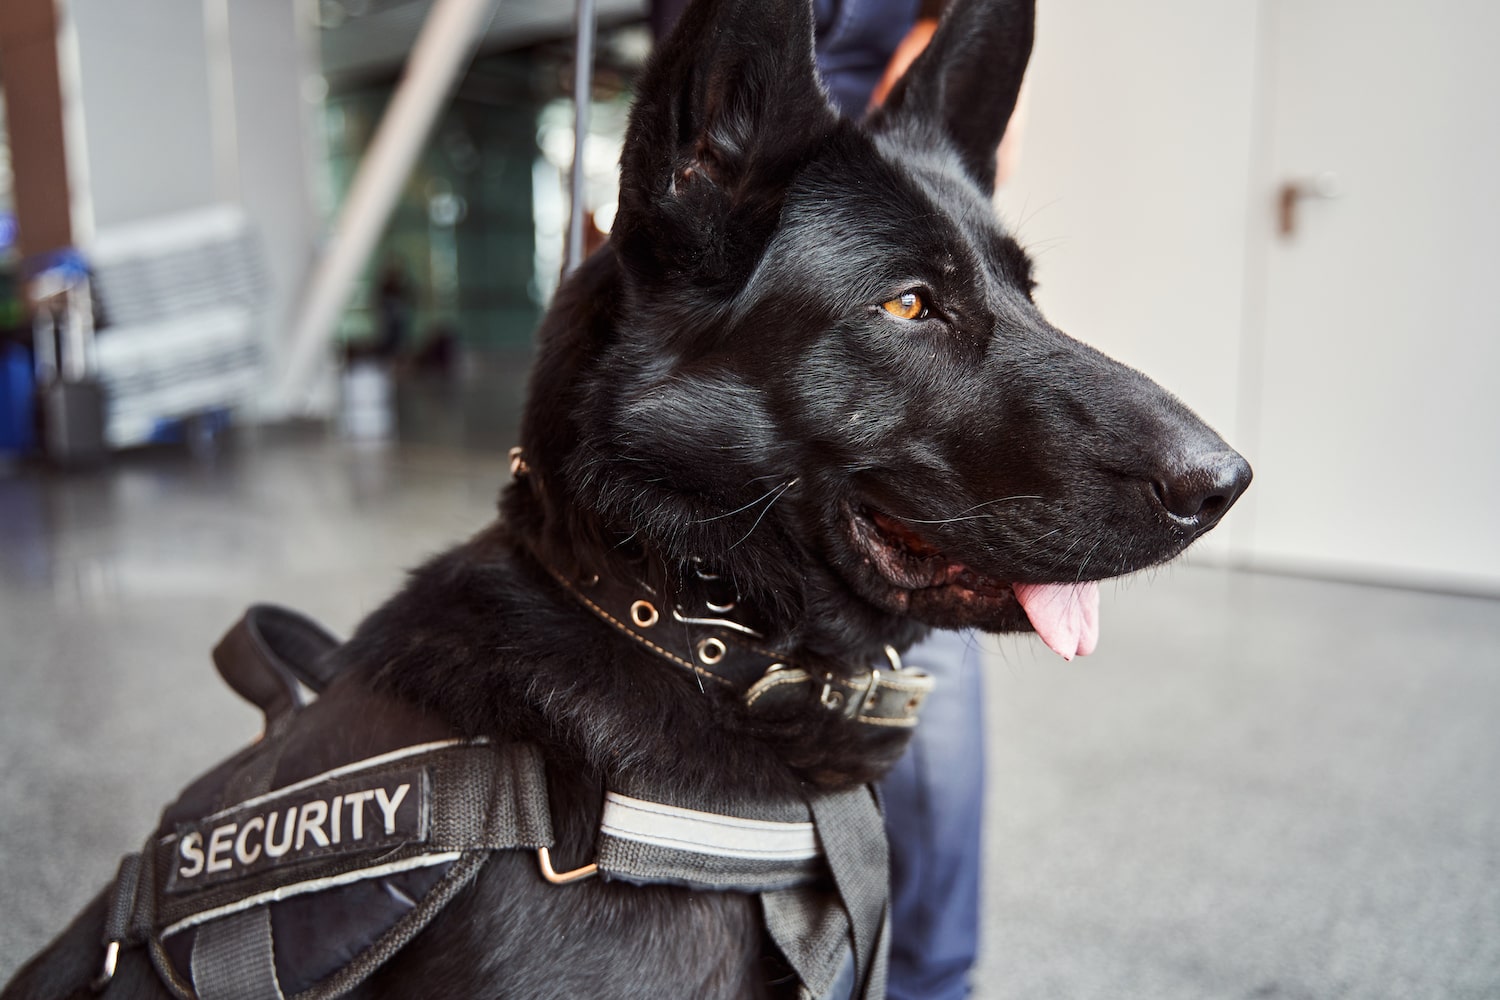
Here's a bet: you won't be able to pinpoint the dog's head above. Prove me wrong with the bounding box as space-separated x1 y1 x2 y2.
510 0 1250 667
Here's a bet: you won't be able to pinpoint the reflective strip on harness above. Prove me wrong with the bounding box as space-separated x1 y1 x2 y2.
160 852 463 939
596 791 825 893
600 792 819 861
185 738 476 825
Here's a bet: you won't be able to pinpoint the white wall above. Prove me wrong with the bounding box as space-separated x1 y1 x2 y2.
71 0 220 229
67 0 323 417
994 0 1263 562
994 0 1500 593
224 0 322 408
1242 0 1500 594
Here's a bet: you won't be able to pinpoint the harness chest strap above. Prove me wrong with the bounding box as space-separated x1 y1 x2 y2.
102 740 886 1000
577 785 889 999
101 740 552 1000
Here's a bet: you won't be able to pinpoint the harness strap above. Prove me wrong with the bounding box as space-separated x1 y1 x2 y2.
131 741 551 1000
596 791 822 891
152 741 550 935
212 605 342 729
809 787 890 1000
190 907 283 1000
763 885 859 1000
97 845 158 989
102 852 145 946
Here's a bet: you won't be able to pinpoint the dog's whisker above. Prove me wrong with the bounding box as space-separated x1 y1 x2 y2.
1013 195 1065 236
1075 536 1104 583
901 494 1046 526
902 513 996 525
957 494 1046 514
1053 531 1087 568
692 479 794 524
728 478 798 550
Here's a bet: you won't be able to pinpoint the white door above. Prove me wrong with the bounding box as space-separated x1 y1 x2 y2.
1241 0 1500 592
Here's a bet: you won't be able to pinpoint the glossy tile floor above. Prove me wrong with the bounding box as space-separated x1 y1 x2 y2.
2 431 1498 998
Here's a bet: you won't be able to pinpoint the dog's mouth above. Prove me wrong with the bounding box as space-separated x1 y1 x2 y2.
843 502 1100 660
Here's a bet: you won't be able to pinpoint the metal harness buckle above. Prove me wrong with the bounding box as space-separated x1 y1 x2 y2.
536 847 599 885
91 941 120 991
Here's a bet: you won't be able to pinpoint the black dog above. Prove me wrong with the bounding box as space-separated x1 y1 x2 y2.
4 0 1249 996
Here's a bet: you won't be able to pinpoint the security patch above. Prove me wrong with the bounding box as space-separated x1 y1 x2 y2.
166 767 429 893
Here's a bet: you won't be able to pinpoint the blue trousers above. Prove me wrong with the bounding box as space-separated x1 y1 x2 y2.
880 631 985 1000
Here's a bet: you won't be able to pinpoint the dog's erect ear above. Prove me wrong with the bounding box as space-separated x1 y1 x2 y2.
614 0 836 281
870 0 1034 194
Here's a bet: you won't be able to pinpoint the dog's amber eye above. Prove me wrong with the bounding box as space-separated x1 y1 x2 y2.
881 292 926 321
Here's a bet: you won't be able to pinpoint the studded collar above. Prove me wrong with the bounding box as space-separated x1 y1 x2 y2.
541 561 934 729
509 445 934 728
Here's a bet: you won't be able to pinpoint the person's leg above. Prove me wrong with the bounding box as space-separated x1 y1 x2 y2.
881 629 986 1000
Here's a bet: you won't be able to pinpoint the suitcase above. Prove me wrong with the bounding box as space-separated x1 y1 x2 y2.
34 271 107 467
39 376 106 466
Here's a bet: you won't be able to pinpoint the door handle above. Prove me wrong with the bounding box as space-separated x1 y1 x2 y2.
1277 172 1340 237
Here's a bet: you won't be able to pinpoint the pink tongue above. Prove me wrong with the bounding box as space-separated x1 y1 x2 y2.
1012 582 1101 661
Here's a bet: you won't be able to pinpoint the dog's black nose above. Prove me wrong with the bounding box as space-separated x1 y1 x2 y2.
1153 451 1252 533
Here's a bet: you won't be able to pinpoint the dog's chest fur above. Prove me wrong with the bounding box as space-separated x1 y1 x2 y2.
336 535 809 999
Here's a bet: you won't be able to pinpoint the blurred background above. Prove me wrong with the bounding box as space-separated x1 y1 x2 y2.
0 0 1496 997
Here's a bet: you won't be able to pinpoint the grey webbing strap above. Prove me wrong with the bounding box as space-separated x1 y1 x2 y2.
762 886 855 1000
808 787 889 1000
595 791 821 891
190 905 284 1000
249 738 541 853
103 853 144 945
441 741 553 849
102 846 157 952
864 910 890 1000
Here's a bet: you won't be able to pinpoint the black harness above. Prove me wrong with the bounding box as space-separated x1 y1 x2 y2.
94 602 931 999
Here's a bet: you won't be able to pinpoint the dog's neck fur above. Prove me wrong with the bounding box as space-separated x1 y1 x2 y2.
500 250 929 675
341 251 923 796
344 526 914 796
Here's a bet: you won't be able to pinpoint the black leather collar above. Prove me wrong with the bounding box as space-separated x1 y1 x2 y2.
542 562 935 729
510 446 934 728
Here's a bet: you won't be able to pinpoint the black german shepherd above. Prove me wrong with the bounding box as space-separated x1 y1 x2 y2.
4 0 1249 996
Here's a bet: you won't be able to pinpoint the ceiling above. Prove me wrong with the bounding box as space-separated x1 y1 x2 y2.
318 0 648 82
